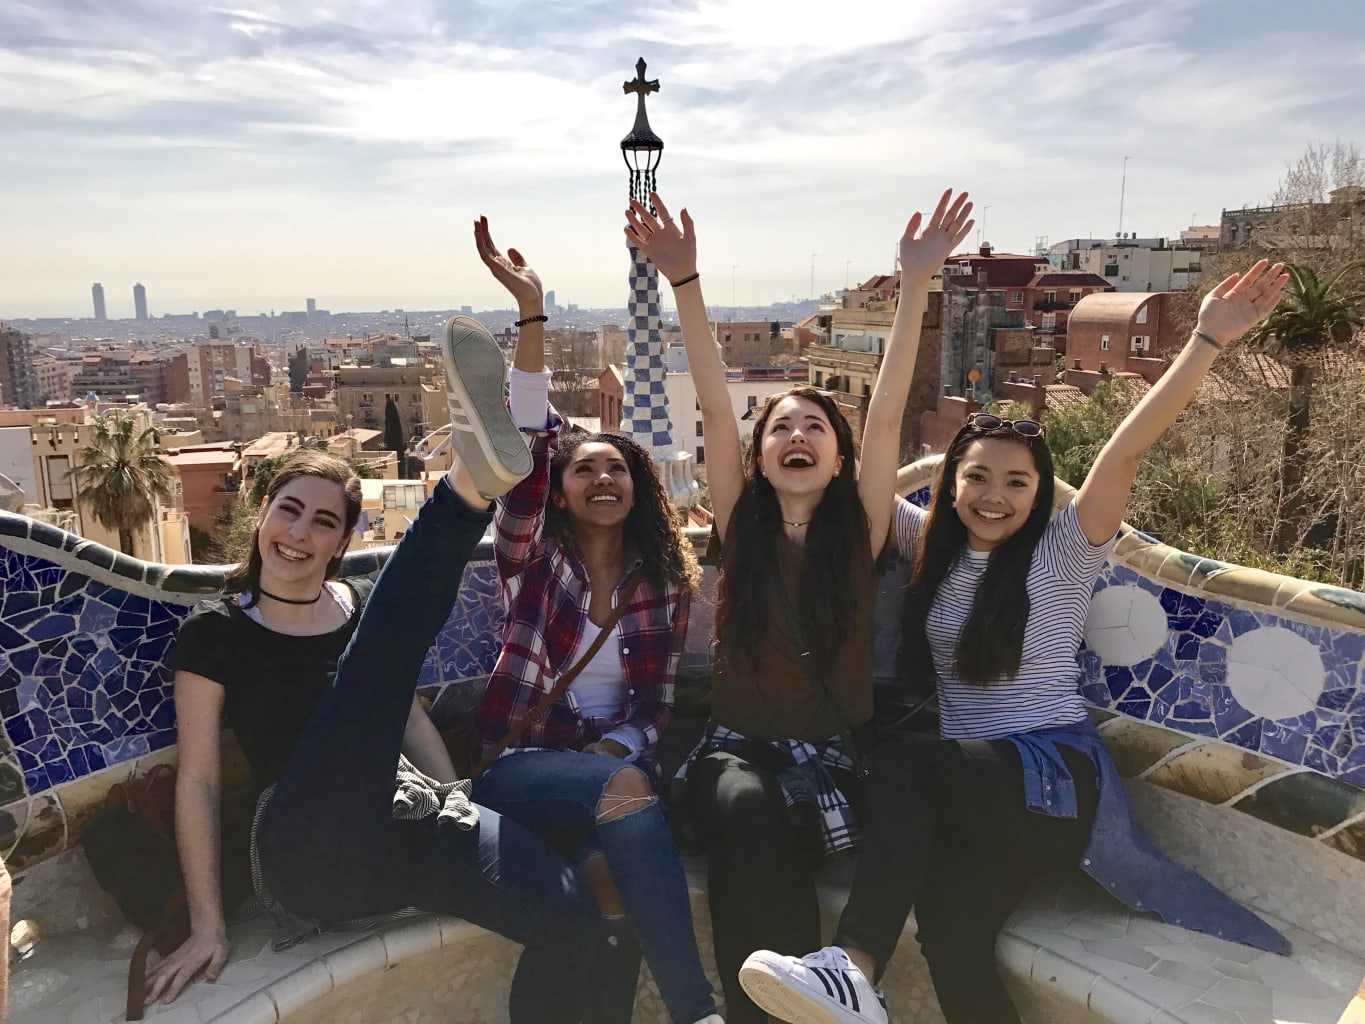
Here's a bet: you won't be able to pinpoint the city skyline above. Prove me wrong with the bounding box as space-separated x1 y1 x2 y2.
3 0 1364 320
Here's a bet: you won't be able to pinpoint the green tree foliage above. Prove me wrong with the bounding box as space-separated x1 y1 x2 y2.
66 409 175 555
383 396 405 465
1243 261 1365 550
248 449 379 507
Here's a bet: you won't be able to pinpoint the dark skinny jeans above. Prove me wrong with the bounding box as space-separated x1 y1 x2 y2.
687 749 860 1024
834 736 1099 1024
256 480 637 1024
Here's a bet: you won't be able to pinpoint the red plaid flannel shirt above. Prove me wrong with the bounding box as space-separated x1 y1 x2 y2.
474 411 690 759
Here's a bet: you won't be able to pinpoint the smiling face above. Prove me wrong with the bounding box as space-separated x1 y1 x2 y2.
553 441 635 527
756 394 845 497
951 437 1042 551
256 475 352 588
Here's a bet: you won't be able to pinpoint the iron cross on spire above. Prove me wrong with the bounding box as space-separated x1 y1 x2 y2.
620 58 664 210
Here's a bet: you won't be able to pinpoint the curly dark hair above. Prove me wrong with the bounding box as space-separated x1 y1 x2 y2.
544 431 699 591
223 450 362 607
898 419 1056 686
715 386 872 678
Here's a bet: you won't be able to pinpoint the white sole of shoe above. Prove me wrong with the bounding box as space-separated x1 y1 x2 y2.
739 962 862 1024
441 316 532 497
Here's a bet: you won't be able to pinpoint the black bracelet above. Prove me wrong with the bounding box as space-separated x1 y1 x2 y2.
669 272 700 289
1192 328 1224 351
514 314 548 327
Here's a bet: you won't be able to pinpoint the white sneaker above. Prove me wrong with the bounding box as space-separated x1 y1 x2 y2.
739 946 887 1024
690 1016 725 1024
440 316 533 500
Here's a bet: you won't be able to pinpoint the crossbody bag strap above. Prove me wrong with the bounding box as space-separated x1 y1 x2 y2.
473 569 647 776
773 577 867 768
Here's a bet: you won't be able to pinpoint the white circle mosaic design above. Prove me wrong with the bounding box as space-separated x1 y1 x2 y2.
1226 626 1324 721
1083 585 1169 666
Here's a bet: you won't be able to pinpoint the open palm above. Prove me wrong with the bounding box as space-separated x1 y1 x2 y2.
1197 260 1290 345
474 216 543 308
899 190 974 284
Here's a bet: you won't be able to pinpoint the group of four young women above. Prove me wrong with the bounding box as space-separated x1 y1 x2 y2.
146 187 1290 1024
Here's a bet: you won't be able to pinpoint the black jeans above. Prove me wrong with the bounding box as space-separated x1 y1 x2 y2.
834 736 1099 1024
257 482 636 1024
687 749 860 1024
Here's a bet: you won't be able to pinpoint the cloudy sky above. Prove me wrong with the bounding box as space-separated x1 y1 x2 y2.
2 0 1363 320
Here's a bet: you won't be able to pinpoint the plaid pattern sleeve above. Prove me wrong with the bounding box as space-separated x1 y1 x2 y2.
618 581 689 750
493 408 563 591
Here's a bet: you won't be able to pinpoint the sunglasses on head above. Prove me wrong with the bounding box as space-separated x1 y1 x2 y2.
969 413 1045 438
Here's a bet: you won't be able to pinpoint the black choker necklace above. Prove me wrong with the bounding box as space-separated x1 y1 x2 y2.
258 586 325 606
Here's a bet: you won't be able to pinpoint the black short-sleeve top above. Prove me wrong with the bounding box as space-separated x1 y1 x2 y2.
173 580 369 792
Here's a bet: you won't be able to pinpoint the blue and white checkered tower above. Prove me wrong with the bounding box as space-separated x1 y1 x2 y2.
619 58 697 509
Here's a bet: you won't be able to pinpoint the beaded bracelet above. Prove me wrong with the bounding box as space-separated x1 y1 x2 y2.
515 314 549 327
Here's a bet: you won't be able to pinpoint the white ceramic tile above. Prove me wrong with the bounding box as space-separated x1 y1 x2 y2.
1086 974 1158 1023
1085 585 1170 666
378 917 442 967
1226 627 1323 719
261 960 335 1019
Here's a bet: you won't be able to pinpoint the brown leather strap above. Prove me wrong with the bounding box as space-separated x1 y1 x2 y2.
473 569 646 776
126 887 188 1021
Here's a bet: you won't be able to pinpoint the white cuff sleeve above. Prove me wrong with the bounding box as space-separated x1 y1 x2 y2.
601 724 646 762
508 367 552 431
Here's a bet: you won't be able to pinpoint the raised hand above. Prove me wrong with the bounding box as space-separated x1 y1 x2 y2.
898 190 974 285
624 192 697 285
473 216 544 311
1196 260 1289 346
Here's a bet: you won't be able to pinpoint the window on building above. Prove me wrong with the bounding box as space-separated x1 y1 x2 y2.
1135 306 1148 325
1044 290 1057 303
47 455 73 503
747 395 758 408
1007 291 1024 305
696 420 704 436
697 445 705 465
1069 290 1081 304
1105 263 1119 276
1131 336 1150 352
863 382 871 397
695 398 700 410
814 370 824 386
1100 335 1110 351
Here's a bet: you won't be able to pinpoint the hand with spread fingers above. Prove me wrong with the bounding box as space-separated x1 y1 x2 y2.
898 189 975 284
623 193 697 285
473 215 543 311
1195 259 1289 347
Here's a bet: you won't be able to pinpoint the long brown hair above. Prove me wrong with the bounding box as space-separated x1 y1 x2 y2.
545 431 700 592
715 387 871 677
898 420 1056 685
224 451 363 606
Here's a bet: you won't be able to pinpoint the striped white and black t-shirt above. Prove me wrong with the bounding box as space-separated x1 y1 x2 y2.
894 498 1116 740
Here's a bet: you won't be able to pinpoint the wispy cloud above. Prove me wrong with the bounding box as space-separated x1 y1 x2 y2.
1 0 1362 317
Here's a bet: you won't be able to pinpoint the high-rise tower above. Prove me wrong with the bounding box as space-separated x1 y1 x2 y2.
133 283 148 321
92 283 107 320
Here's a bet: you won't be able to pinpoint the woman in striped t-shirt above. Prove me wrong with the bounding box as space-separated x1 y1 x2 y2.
740 260 1293 1024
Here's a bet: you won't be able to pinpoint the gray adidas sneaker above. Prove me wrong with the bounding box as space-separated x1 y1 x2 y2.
440 315 533 500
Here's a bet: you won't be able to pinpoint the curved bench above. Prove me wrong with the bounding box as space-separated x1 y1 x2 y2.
8 771 1362 1024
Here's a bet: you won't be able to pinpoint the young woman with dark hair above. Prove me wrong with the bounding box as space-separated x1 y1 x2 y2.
739 260 1294 1024
148 337 636 1023
464 218 722 1024
626 189 973 1024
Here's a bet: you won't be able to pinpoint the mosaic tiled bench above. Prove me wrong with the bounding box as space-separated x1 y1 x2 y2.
5 455 1365 1022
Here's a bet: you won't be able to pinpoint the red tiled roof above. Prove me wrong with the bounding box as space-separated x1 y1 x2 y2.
1043 385 1088 410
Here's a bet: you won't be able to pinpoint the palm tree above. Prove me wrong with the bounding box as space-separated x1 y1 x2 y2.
67 409 175 556
1244 261 1365 550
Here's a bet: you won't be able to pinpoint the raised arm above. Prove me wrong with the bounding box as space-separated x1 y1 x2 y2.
147 671 229 1004
474 216 544 373
859 190 973 557
625 194 745 538
1075 260 1288 544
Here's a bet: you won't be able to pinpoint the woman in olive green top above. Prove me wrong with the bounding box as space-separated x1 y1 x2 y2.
626 188 973 1023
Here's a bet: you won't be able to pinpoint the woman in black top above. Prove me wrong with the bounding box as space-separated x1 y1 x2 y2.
148 344 638 1023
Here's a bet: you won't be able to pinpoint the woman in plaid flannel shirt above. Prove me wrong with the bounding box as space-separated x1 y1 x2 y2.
626 189 974 1024
465 218 723 1024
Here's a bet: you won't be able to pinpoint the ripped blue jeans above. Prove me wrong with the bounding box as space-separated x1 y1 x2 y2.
476 749 717 1024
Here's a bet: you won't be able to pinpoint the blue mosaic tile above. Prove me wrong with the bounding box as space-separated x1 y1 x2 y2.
1261 724 1309 764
